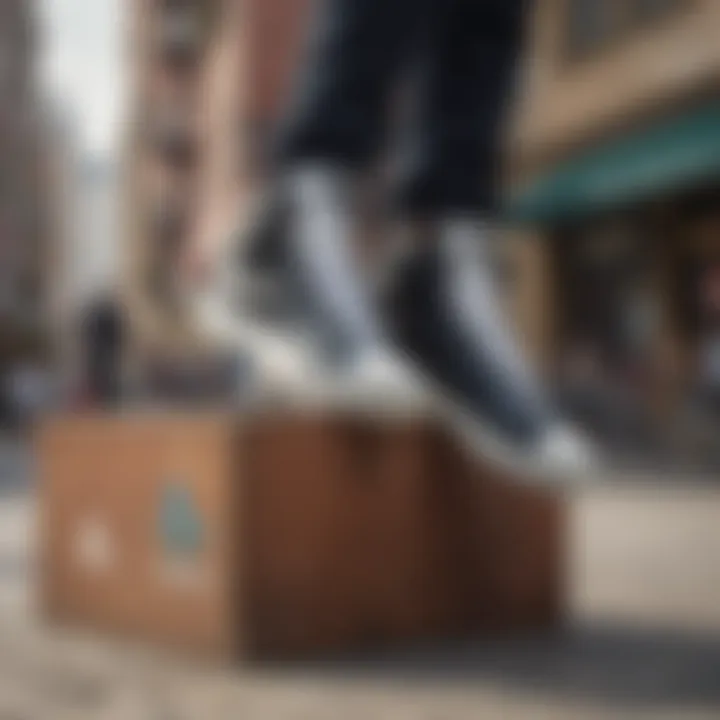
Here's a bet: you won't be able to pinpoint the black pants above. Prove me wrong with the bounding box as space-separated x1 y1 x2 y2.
277 0 529 216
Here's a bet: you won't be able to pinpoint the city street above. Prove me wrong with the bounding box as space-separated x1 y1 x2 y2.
4 0 718 717
1 440 720 718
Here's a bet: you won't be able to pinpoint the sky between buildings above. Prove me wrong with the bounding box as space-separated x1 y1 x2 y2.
39 0 124 159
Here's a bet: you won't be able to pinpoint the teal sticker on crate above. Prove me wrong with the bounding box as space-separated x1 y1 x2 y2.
158 482 204 557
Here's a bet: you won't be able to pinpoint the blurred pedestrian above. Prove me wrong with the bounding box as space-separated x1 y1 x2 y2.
80 296 126 407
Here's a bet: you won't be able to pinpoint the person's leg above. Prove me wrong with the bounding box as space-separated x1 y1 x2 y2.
246 0 432 271
275 0 432 371
398 0 529 216
216 0 433 401
276 0 432 168
243 0 437 267
388 0 595 475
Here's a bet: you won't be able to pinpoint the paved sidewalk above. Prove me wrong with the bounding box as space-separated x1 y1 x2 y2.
2 472 720 718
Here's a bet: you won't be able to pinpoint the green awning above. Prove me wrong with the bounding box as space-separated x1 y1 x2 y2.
507 101 720 224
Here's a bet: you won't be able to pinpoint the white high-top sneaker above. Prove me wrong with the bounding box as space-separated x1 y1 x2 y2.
189 165 425 413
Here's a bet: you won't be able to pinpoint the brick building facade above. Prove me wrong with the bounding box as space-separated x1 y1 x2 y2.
0 0 53 365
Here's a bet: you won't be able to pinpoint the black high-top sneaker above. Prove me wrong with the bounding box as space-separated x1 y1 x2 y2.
192 165 422 411
387 218 597 481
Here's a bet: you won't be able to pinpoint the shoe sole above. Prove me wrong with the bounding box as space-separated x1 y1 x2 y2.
394 353 601 489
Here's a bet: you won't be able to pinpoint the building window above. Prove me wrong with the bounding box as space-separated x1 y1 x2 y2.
150 109 197 168
156 0 221 66
566 0 685 60
566 0 616 58
158 9 201 66
629 0 681 22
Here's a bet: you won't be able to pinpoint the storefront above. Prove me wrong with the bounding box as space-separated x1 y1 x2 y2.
507 100 720 454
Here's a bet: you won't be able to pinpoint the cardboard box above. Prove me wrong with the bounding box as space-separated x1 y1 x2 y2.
38 411 566 660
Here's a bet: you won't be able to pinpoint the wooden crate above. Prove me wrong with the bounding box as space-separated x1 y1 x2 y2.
427 430 567 635
38 411 566 661
38 413 241 658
